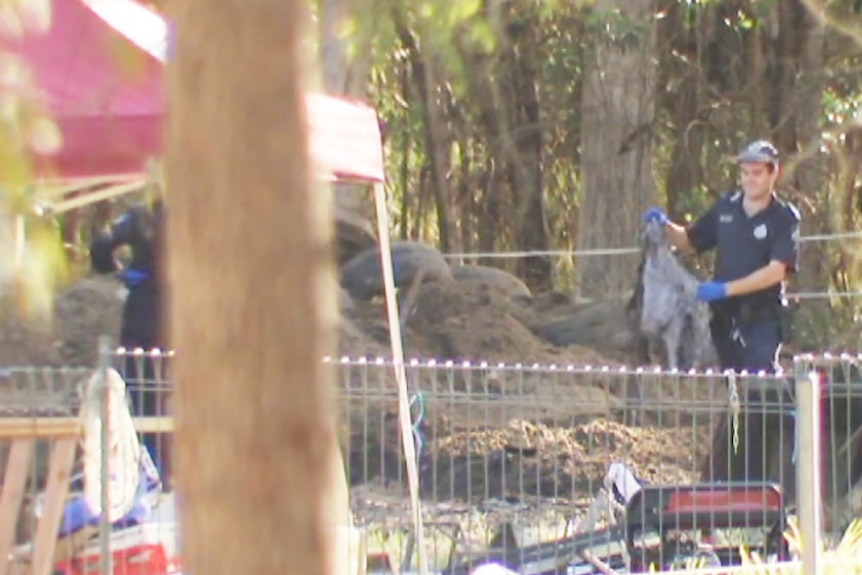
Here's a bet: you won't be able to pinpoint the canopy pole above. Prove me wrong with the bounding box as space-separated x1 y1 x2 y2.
372 182 428 575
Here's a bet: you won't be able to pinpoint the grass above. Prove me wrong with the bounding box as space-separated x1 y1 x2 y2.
652 517 862 574
362 513 862 573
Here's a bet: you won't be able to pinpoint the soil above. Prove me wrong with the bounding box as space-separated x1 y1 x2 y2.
341 277 630 366
343 409 713 504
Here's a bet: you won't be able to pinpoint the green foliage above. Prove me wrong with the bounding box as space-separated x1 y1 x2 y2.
0 0 73 320
331 0 862 346
583 7 653 49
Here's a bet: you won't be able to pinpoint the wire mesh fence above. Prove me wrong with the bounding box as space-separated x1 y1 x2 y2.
0 349 859 574
337 358 800 574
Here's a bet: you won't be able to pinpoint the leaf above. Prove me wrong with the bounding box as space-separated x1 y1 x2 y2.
448 0 481 24
16 218 68 320
468 21 496 53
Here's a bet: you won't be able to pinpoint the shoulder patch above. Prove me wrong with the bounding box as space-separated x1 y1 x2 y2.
729 191 742 203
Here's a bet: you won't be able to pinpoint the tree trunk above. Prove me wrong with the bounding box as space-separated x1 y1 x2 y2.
577 0 658 299
392 10 459 254
510 27 552 293
165 3 343 575
661 0 705 221
792 1 827 294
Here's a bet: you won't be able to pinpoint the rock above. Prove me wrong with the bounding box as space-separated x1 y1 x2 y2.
532 296 632 349
54 275 124 367
450 264 532 299
340 241 452 301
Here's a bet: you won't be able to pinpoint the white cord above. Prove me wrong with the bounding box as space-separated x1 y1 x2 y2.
441 231 862 260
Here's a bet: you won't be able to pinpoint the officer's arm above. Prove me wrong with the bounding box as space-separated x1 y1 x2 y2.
665 222 695 254
672 201 719 255
725 260 788 297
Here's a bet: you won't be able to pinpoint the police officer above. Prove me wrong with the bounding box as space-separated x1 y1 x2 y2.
643 140 801 374
642 140 801 487
90 199 170 485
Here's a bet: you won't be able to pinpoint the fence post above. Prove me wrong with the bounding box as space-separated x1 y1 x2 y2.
98 335 113 575
795 363 822 575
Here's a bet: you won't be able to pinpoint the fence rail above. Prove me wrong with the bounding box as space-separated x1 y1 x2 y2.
0 350 860 574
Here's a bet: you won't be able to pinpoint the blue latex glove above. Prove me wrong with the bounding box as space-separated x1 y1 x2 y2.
118 267 149 288
697 281 729 303
642 207 668 225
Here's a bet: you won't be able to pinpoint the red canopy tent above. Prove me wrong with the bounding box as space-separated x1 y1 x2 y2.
0 0 385 191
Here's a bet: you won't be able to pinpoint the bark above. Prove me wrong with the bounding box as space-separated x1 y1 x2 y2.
477 159 500 268
660 0 705 221
399 60 412 241
164 3 342 575
747 25 769 135
773 0 805 151
792 2 827 294
577 0 659 299
510 26 552 293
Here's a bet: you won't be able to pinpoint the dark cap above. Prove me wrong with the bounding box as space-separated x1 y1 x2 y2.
735 140 779 166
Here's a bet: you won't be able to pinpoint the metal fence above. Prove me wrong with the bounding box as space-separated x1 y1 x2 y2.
0 350 860 574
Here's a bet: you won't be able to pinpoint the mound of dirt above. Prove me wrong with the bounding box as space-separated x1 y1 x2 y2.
0 261 635 371
344 410 713 503
53 275 124 367
365 277 623 366
0 275 124 369
0 293 59 367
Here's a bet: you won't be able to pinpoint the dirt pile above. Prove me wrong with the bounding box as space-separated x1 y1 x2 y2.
340 276 631 366
53 275 124 366
0 272 632 369
0 275 123 368
0 239 640 370
344 410 713 503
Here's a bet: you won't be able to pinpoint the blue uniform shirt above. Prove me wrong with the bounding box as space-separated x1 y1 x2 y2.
686 191 801 302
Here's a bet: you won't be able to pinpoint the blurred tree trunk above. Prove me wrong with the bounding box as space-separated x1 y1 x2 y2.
165 3 343 575
577 0 658 299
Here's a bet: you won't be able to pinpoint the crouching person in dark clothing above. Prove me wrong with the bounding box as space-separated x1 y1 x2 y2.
90 199 171 487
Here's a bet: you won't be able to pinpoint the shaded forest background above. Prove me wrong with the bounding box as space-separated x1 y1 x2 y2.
16 0 859 357
312 0 862 351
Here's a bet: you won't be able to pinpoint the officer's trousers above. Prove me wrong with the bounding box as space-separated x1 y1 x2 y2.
711 318 782 374
705 318 795 498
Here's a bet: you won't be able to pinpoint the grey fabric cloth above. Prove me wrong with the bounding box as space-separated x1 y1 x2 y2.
638 220 716 370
